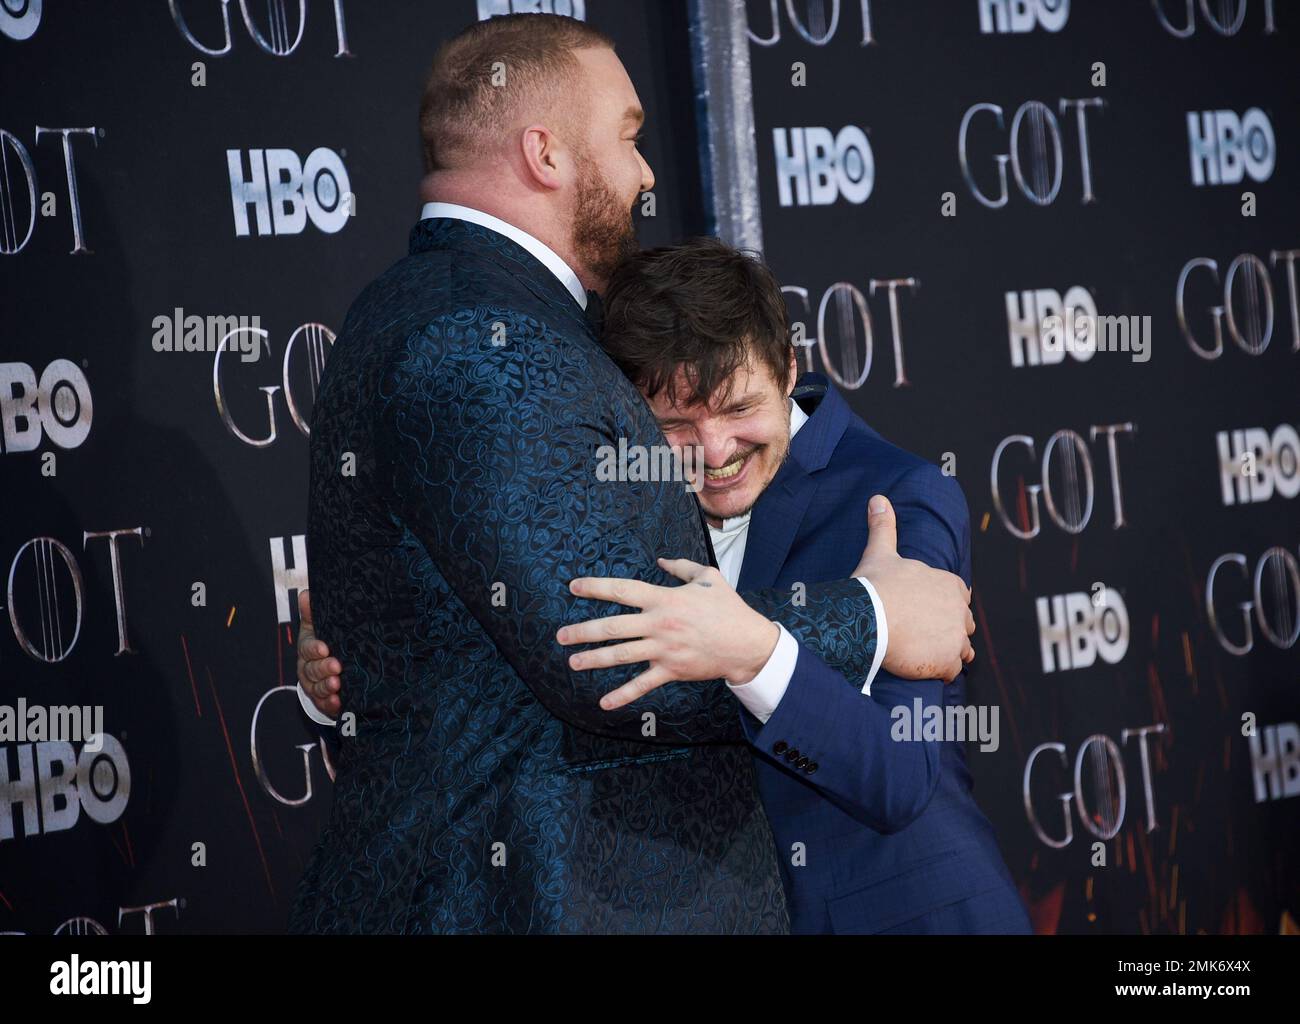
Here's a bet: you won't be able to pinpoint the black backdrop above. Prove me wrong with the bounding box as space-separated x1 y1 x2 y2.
1 0 1296 935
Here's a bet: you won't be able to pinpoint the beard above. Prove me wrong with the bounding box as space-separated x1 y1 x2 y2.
571 157 639 285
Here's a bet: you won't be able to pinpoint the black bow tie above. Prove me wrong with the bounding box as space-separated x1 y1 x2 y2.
584 290 605 334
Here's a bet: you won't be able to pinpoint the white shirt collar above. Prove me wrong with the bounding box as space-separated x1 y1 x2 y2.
789 396 809 438
713 398 809 533
419 201 587 310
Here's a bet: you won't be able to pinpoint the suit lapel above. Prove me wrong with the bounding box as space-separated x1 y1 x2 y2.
737 374 852 593
736 462 818 592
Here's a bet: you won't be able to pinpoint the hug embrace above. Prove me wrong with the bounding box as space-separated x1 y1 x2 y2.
287 13 1029 937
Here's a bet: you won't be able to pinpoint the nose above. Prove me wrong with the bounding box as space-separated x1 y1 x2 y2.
638 150 656 193
696 422 737 468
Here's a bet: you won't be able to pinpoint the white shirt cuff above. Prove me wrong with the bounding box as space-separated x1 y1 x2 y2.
297 679 338 727
856 576 888 695
726 623 798 724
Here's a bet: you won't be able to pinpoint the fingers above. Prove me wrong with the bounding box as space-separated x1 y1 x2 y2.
966 608 976 636
313 692 341 717
943 640 975 684
556 613 648 646
598 666 674 710
569 575 657 608
301 637 331 661
297 657 339 693
311 675 341 698
655 556 709 583
297 588 313 628
567 640 655 673
303 655 342 685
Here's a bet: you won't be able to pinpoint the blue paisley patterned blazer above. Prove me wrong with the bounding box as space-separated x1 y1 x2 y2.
288 218 880 934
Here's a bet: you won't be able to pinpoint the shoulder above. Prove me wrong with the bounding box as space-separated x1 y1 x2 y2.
830 406 970 529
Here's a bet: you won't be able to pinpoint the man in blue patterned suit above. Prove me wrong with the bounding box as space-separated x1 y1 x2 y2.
289 15 974 934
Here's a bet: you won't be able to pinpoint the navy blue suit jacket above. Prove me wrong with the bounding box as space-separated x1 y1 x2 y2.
289 220 885 933
737 375 1032 934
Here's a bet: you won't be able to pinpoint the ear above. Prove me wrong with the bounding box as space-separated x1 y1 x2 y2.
519 124 565 191
786 349 799 395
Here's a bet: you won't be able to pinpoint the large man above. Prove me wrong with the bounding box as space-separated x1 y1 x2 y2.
301 239 1029 934
289 15 973 934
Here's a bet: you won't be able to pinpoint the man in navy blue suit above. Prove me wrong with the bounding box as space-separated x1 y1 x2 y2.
300 237 1029 933
574 238 1033 933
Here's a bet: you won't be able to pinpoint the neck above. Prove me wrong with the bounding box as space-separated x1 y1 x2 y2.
420 173 598 294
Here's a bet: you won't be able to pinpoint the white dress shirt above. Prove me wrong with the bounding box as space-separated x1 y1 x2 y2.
298 203 886 727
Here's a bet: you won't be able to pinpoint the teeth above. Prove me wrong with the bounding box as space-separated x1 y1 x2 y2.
705 456 746 480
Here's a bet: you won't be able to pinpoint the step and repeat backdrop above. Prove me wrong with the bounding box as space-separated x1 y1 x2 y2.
738 0 1298 935
1 0 1296 934
0 0 703 935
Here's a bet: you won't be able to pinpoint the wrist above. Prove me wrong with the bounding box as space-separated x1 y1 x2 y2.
726 615 781 686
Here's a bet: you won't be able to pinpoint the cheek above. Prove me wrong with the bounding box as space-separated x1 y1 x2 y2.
759 421 785 460
749 417 788 452
622 152 644 193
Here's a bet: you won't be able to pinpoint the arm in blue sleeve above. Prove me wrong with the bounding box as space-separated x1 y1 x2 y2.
741 463 971 832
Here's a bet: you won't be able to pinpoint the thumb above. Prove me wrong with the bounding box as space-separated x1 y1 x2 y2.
864 495 898 559
297 588 313 629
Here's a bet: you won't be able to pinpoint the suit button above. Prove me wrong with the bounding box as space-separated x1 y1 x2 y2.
773 741 788 755
784 748 799 763
806 762 819 774
795 756 809 770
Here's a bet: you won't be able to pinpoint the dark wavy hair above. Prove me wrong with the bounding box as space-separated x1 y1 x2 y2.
600 237 793 407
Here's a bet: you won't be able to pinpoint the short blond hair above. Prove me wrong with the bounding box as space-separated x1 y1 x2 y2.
419 14 614 173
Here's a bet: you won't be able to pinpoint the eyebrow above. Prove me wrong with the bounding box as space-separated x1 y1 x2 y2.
658 395 755 425
717 396 756 414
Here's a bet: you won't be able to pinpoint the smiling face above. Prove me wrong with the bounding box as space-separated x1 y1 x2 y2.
645 352 797 525
598 237 798 522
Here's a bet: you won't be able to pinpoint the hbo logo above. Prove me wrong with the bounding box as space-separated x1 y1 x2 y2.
979 0 1070 34
227 147 352 237
0 735 130 841
1187 108 1275 186
773 126 874 207
1036 588 1129 673
1217 424 1300 505
0 359 93 454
